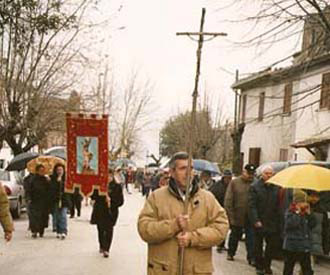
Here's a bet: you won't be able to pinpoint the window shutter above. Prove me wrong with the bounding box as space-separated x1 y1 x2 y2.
248 147 261 167
320 72 330 109
279 149 288 161
258 92 265 121
283 83 292 114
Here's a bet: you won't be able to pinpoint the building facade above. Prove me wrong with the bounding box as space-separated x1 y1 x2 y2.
232 10 330 167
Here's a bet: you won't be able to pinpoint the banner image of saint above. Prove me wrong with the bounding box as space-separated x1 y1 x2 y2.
66 113 108 197
77 136 98 175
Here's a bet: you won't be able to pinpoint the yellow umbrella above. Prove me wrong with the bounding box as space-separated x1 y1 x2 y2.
27 155 66 175
267 164 330 191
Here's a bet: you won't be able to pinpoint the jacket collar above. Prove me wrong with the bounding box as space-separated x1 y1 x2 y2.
168 176 199 201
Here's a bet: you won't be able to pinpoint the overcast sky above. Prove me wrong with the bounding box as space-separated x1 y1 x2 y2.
93 0 301 164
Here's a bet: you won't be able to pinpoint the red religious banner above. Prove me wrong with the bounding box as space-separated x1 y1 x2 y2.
65 113 108 196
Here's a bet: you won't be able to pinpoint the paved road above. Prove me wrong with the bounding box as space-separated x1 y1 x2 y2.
1 188 329 275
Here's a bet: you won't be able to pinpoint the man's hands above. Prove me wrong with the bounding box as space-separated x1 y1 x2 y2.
4 231 12 242
177 232 191 248
176 214 189 231
176 215 191 248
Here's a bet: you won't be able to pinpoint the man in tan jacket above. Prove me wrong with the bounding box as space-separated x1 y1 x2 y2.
138 152 229 275
0 182 14 242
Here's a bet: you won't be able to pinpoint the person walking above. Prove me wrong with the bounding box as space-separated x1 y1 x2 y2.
158 169 170 188
248 166 280 275
70 187 83 218
50 164 71 240
224 164 256 265
282 189 316 275
138 152 229 275
0 182 14 242
25 164 51 238
23 173 34 232
124 167 133 194
209 169 232 253
91 169 124 258
143 171 152 198
199 170 214 190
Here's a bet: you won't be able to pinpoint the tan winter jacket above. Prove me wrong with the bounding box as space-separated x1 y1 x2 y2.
138 180 229 275
224 176 253 227
0 182 14 233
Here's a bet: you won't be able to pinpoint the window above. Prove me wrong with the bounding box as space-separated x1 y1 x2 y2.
241 94 247 123
258 92 265 121
283 83 292 114
279 149 289 161
320 72 330 109
248 147 261 167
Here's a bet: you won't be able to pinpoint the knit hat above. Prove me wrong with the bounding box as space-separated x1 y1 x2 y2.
293 189 307 203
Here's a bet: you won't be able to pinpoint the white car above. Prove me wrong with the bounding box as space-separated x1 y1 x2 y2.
0 169 25 218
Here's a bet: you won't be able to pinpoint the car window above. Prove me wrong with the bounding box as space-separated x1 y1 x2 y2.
0 170 10 181
13 171 23 184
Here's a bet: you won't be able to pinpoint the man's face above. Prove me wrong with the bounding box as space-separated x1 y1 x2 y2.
201 172 211 182
262 168 273 182
223 175 232 184
170 159 192 189
242 169 254 181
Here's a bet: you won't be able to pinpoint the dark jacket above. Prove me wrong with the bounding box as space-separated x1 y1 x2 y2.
224 176 253 227
283 207 316 252
90 181 124 228
49 176 72 209
311 200 330 255
25 174 51 208
25 174 51 231
248 178 280 233
209 178 229 207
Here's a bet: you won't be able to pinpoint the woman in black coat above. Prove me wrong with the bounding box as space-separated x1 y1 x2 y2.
91 169 124 258
25 164 51 238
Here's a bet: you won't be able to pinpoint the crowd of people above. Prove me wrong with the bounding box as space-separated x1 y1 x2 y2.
1 151 330 274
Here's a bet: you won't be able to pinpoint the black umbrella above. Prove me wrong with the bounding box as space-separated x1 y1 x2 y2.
5 152 40 171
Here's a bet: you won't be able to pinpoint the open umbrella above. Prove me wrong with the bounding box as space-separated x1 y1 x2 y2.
193 159 220 175
44 146 66 160
5 152 40 171
114 158 136 168
27 155 66 175
267 164 330 191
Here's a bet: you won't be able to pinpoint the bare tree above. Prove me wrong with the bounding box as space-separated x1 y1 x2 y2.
0 0 95 155
160 91 230 162
227 1 330 59
110 71 153 160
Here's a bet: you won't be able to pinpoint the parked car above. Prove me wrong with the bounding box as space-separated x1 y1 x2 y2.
0 169 26 218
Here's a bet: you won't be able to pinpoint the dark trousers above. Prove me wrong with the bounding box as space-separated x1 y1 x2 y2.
283 251 313 275
70 196 82 217
228 225 255 261
254 230 277 271
97 225 114 252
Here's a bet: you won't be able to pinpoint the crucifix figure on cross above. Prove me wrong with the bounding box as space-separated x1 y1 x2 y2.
176 7 227 275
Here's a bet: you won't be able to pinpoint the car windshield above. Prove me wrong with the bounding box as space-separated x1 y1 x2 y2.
0 170 10 181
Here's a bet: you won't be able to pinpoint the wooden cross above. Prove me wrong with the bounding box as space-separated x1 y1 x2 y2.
176 7 227 275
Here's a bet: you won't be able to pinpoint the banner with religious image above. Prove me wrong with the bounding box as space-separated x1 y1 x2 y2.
66 113 108 196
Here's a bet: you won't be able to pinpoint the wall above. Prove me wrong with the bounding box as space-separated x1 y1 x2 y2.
293 64 330 160
241 64 330 166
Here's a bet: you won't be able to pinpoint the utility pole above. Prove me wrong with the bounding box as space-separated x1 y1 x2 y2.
176 8 227 275
231 69 245 175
